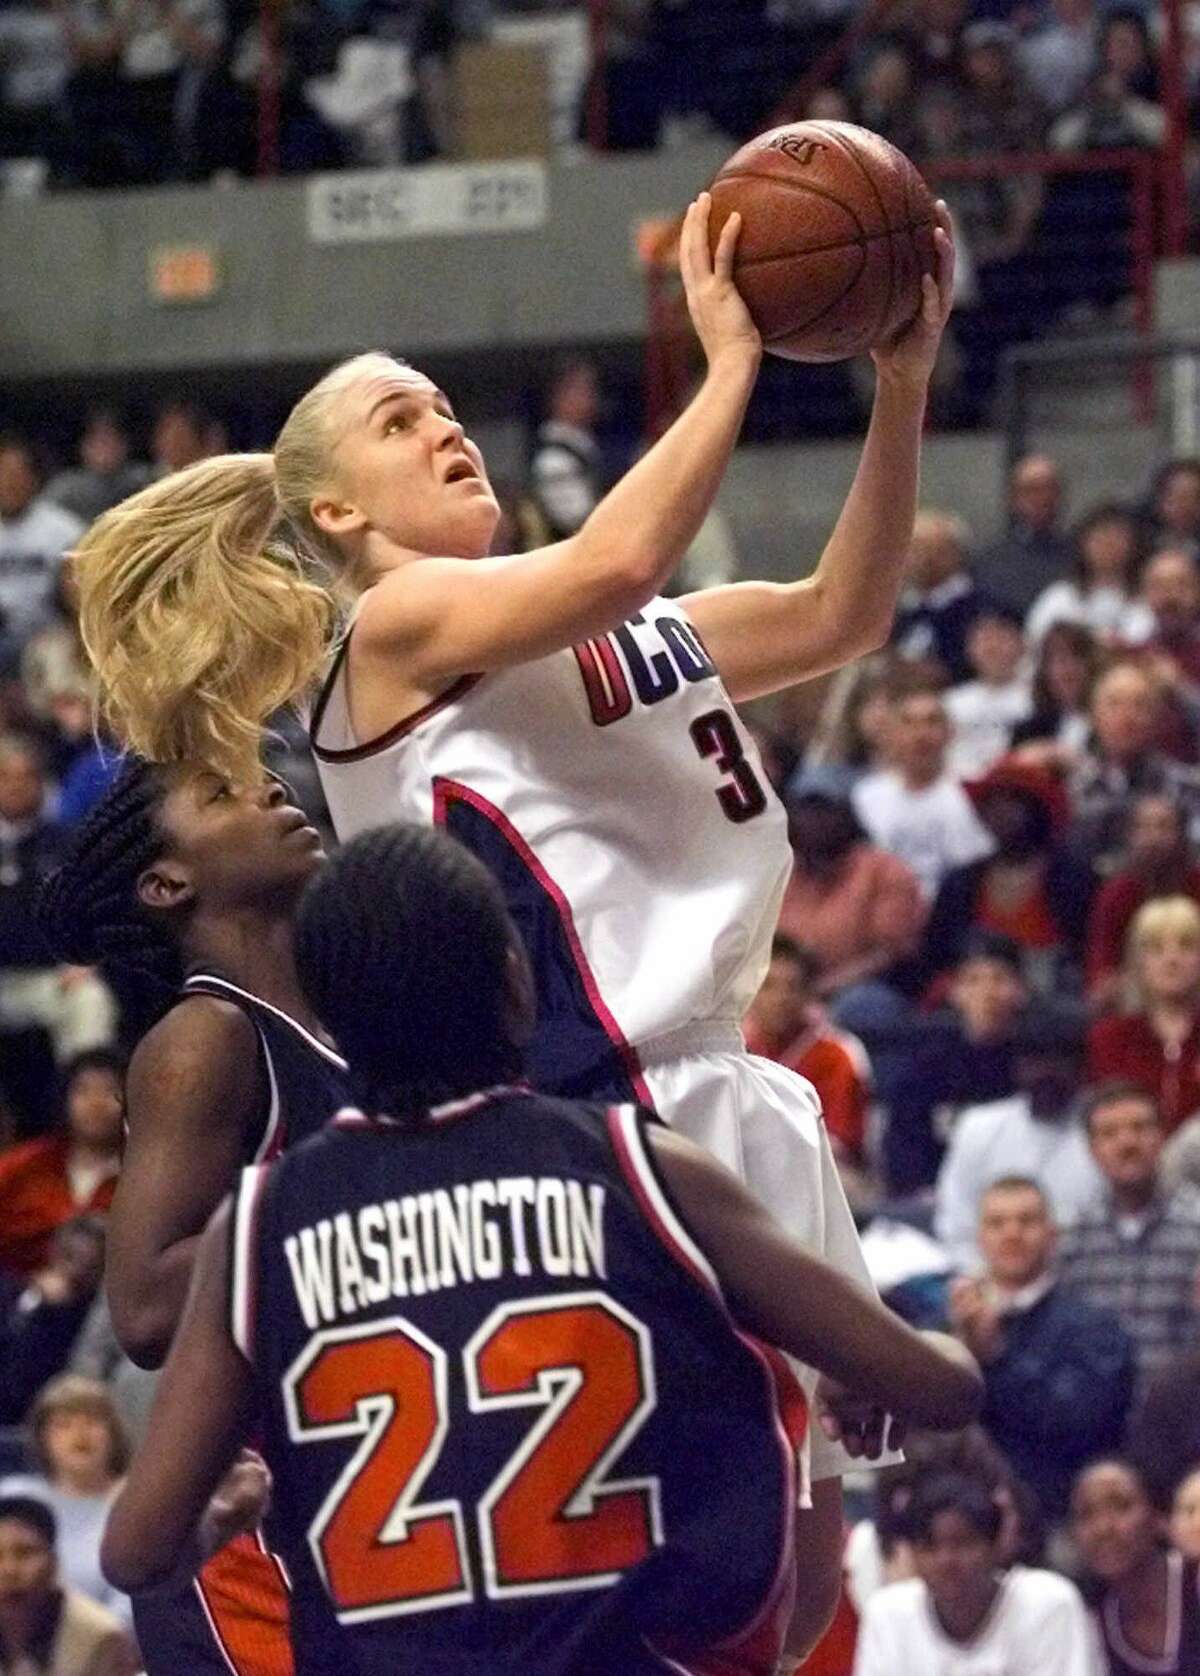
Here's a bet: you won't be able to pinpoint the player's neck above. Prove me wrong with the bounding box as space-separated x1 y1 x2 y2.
185 910 323 1037
932 1573 1000 1643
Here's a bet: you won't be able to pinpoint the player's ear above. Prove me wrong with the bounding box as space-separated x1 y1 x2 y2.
309 493 369 539
136 859 197 913
501 941 537 1048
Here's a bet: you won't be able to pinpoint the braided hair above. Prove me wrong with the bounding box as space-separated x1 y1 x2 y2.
37 757 184 1036
295 823 525 1125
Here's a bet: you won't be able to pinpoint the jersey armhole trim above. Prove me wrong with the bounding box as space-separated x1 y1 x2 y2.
605 1105 721 1298
309 629 483 763
230 1164 269 1363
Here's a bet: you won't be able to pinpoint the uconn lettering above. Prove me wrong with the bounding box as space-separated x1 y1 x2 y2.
572 612 716 727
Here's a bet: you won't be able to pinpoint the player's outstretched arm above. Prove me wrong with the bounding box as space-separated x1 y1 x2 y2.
355 195 761 686
102 1199 255 1594
680 206 956 704
107 999 261 1368
646 1122 981 1428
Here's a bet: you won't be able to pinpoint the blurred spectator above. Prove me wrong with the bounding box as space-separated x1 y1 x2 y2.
94 0 226 184
0 1377 130 1626
853 1470 1095 1674
1102 9 1159 102
150 399 215 476
880 931 1028 1195
946 1177 1134 1523
852 687 993 901
944 606 1032 779
0 738 116 1073
1133 546 1200 683
1073 1458 1200 1676
1026 504 1147 647
776 792 926 998
68 1293 157 1452
793 656 895 799
0 1051 122 1280
44 691 121 828
890 510 983 682
918 756 1092 995
1172 1467 1200 1561
527 358 604 541
0 1216 104 1426
19 569 91 726
0 1495 136 1676
1088 896 1200 1134
977 454 1074 615
743 934 871 1169
935 1010 1105 1269
1086 795 1200 1008
1146 458 1200 551
1058 1081 1200 1376
0 439 83 678
44 411 149 526
0 0 73 175
1011 620 1100 755
1051 64 1165 152
1020 0 1099 116
852 39 919 156
1066 660 1200 874
960 22 1046 152
1127 1350 1200 1513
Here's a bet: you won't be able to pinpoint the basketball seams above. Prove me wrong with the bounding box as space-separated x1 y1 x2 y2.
760 245 868 351
806 122 897 348
734 221 932 271
711 169 870 242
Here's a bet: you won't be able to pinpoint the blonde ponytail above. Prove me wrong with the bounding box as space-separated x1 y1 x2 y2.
75 453 337 787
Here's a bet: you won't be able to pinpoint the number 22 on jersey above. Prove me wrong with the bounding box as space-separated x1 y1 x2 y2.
283 1292 661 1623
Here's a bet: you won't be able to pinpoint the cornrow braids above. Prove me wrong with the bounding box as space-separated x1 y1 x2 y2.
37 757 183 1035
295 823 524 1126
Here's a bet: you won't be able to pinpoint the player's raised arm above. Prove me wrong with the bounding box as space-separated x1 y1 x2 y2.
106 1001 260 1367
646 1121 982 1429
680 204 956 703
352 195 761 685
102 1199 256 1593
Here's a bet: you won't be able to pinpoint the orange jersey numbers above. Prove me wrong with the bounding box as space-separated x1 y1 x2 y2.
284 1294 659 1622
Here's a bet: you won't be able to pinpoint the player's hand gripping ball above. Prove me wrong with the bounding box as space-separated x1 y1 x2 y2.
708 120 940 362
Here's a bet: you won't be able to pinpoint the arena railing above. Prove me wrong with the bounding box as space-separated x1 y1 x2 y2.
640 147 1160 440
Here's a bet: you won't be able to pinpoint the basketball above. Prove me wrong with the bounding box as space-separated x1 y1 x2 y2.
708 121 938 363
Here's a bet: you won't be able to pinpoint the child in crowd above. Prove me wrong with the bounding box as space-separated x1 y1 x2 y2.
945 605 1033 779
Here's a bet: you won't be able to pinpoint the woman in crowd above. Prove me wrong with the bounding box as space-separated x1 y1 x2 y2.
1085 795 1200 1009
1171 1466 1200 1561
1074 1457 1200 1675
0 1051 123 1279
854 1470 1095 1674
1011 621 1101 756
776 791 926 1002
792 655 897 800
0 1374 130 1626
1088 895 1200 1133
916 756 1093 997
1026 504 1149 646
1147 459 1200 550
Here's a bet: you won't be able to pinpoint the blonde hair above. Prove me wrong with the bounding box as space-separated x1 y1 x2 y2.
1125 895 1200 1007
30 1375 130 1479
76 352 401 786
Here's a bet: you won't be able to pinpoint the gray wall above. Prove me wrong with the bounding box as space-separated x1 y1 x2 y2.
0 145 730 379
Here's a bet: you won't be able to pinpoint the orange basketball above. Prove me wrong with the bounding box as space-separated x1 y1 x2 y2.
708 121 938 362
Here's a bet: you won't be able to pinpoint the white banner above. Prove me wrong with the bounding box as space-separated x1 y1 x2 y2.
307 159 548 246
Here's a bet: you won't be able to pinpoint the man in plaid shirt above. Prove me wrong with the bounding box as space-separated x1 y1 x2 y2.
1058 1079 1200 1377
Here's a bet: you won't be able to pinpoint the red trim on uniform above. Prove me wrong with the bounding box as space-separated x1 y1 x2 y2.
608 1106 802 1676
433 777 655 1108
606 1108 716 1297
195 1533 294 1676
309 632 482 764
330 1087 535 1130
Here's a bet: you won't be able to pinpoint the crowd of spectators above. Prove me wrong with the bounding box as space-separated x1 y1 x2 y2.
12 380 1200 1670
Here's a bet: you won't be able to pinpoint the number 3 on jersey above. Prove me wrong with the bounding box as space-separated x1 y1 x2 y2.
690 709 768 824
284 1293 661 1622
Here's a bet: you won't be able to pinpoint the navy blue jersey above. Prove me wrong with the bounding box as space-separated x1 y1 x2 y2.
183 973 350 1160
1099 1552 1200 1676
229 1089 805 1676
132 975 349 1676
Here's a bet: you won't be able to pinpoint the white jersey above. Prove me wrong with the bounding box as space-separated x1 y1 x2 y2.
311 596 790 1104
